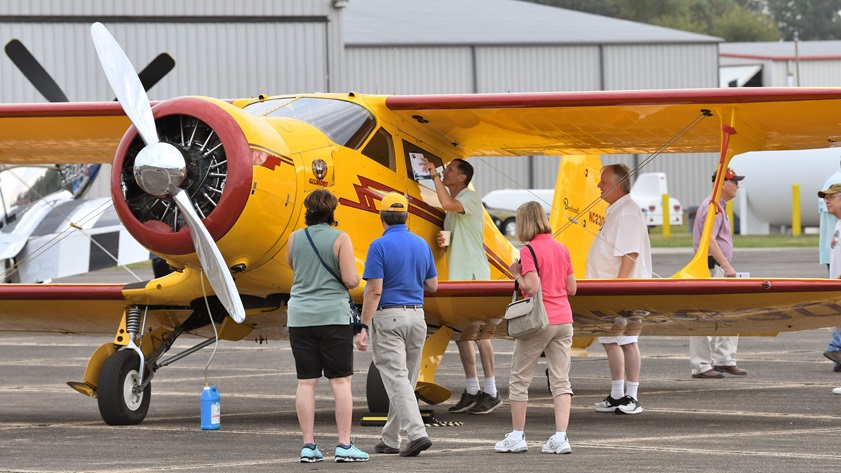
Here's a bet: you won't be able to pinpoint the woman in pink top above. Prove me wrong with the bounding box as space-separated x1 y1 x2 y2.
494 201 577 455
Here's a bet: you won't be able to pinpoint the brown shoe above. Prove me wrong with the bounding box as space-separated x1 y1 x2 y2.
714 365 748 376
692 369 724 379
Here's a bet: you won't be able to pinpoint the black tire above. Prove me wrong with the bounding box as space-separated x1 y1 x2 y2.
97 350 151 425
365 361 390 414
502 218 517 237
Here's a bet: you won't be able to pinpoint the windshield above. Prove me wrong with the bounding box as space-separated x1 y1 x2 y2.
0 166 70 214
243 97 376 150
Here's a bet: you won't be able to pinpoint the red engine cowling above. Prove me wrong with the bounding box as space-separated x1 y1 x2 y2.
110 97 253 257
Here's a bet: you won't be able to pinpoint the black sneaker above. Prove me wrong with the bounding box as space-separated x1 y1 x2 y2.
467 392 503 415
616 396 643 415
593 395 624 413
448 390 483 413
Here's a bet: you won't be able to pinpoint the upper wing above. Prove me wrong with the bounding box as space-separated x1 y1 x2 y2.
0 102 130 164
385 88 841 155
427 279 841 337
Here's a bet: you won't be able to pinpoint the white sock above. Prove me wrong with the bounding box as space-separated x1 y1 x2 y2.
553 432 567 442
483 378 498 397
466 377 480 395
509 430 524 441
610 379 625 399
626 381 639 400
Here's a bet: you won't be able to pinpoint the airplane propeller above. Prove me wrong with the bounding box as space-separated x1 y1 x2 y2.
4 38 175 102
90 22 245 324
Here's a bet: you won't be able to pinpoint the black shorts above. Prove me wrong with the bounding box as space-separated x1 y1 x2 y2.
288 324 354 379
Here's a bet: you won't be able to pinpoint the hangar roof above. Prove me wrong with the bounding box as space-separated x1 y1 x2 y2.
721 41 841 60
344 0 721 46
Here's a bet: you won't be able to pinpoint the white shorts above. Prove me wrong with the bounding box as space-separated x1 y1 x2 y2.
598 335 638 346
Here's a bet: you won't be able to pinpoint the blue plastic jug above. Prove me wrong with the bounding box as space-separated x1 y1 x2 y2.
200 385 221 430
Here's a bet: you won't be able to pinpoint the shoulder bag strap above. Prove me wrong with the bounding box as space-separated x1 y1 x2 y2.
513 243 540 294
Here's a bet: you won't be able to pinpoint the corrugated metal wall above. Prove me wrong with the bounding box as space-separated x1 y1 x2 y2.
1 22 330 102
0 0 344 102
475 45 602 92
603 44 719 89
344 47 474 94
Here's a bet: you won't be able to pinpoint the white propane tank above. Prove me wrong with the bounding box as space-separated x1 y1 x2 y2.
730 148 841 233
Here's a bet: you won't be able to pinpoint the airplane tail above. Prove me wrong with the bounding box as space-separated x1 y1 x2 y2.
548 155 606 279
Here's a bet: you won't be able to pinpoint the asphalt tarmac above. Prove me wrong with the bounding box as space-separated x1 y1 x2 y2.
3 248 840 472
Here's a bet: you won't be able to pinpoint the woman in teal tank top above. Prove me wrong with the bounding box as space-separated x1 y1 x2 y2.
284 189 368 462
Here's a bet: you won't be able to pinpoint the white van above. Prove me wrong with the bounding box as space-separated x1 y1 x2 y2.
630 172 683 226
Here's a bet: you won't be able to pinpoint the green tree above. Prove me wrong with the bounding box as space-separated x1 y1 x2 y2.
763 0 841 40
522 0 781 41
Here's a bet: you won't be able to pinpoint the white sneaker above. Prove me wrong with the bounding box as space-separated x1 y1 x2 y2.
495 433 527 453
833 386 841 394
542 434 571 454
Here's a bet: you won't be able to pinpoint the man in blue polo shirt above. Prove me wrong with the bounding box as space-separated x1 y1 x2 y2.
356 192 438 457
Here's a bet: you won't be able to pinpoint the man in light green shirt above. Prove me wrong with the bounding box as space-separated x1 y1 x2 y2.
423 158 500 415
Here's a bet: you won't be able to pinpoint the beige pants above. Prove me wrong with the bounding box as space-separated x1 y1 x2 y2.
689 264 739 374
371 307 428 446
508 323 574 402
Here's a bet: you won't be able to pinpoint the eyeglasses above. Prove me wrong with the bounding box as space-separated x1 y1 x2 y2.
725 179 739 187
825 194 839 201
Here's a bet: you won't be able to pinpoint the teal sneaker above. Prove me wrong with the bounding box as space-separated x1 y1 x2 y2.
300 443 323 463
335 439 370 462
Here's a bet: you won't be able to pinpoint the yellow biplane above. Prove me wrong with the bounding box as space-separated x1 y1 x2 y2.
2 24 841 425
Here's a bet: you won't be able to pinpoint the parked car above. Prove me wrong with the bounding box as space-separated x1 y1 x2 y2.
630 172 683 227
485 206 518 236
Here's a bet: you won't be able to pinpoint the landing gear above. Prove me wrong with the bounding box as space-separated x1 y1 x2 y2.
502 218 516 236
97 350 151 425
366 361 389 414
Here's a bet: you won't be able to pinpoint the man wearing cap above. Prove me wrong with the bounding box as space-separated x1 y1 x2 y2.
817 183 841 392
422 158 501 415
689 167 749 379
818 168 841 373
356 192 438 456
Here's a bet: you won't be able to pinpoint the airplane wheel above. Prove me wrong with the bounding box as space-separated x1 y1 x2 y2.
366 361 389 413
502 218 517 236
97 350 151 425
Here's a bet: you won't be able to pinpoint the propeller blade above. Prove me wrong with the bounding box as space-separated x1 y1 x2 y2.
4 39 69 102
173 190 245 324
89 22 158 146
137 53 175 92
89 22 244 324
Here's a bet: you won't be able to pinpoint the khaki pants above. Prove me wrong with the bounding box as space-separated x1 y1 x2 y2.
509 323 574 402
371 307 428 446
690 264 739 374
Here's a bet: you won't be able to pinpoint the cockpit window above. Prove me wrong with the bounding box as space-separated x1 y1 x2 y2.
0 166 71 222
243 97 376 150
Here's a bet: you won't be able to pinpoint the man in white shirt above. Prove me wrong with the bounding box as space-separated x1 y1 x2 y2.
586 164 652 415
